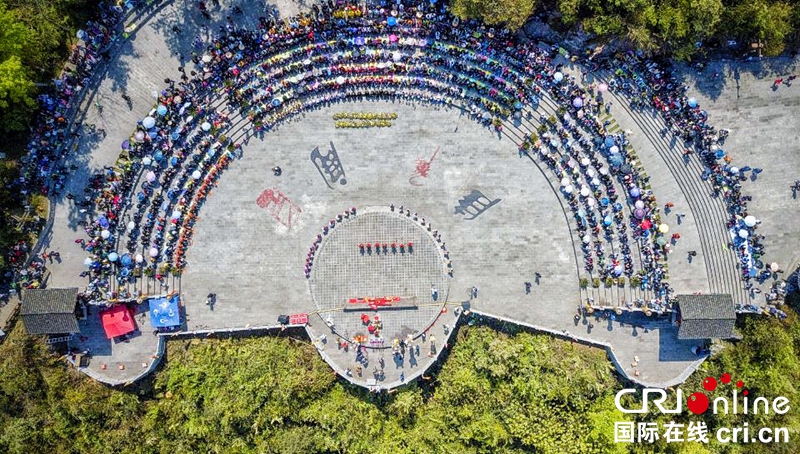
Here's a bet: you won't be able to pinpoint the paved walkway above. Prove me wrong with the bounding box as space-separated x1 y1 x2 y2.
681 60 800 291
31 1 800 388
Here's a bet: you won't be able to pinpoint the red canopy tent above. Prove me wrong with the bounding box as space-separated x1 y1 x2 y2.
101 305 136 339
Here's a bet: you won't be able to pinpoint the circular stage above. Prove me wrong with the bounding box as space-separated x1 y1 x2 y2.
308 207 450 345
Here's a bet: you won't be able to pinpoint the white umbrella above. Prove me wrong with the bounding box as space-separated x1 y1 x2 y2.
587 169 595 178
146 171 157 183
561 177 570 186
171 210 182 219
392 51 401 61
738 229 749 239
101 230 111 239
84 257 93 267
135 254 144 264
635 200 645 209
587 198 596 207
770 262 780 272
599 167 608 176
143 116 156 129
581 158 590 166
744 215 757 227
336 76 346 85
127 221 136 231
659 224 670 234
192 170 202 180
580 187 590 197
201 122 211 132
563 185 573 194
582 234 591 244
553 72 563 82
149 247 159 257
202 55 212 63
609 145 619 154
591 178 600 187
142 156 152 166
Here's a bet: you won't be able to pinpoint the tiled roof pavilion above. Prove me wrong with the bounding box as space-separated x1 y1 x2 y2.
21 288 80 335
676 294 736 340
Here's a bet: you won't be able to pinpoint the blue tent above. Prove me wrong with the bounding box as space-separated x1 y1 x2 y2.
149 295 181 328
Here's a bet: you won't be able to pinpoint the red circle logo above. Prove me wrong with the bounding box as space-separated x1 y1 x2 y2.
703 376 718 391
687 392 710 414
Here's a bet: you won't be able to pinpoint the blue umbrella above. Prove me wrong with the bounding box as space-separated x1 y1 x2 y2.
272 98 281 107
171 132 180 140
108 252 119 262
154 150 163 161
600 197 609 206
387 16 397 26
687 97 698 108
98 216 109 228
514 101 522 110
137 192 145 201
157 105 168 116
121 254 132 266
715 150 725 159
170 157 179 166
608 154 624 167
604 136 615 148
604 216 612 226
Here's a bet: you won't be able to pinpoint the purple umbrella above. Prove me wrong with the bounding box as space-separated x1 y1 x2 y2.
572 97 583 108
121 140 130 150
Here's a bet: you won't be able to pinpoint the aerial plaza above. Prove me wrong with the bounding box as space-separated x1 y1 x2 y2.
6 0 800 395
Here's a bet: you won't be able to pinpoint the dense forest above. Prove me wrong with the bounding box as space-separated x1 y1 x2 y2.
1 310 798 453
453 0 800 60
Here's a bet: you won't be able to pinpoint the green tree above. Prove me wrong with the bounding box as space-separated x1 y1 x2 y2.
653 0 723 59
0 3 36 133
450 0 538 31
724 0 793 56
0 56 36 132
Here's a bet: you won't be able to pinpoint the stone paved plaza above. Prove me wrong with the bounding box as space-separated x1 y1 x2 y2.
32 0 800 388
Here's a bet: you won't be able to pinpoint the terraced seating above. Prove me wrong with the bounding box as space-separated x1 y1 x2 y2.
592 65 749 304
73 4 756 315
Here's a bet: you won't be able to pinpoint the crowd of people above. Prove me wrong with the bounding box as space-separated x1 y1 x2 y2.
1 1 159 299
1 0 770 310
595 52 773 298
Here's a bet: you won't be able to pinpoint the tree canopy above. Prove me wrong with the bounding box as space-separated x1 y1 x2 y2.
1 311 798 453
451 0 799 59
451 0 538 32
